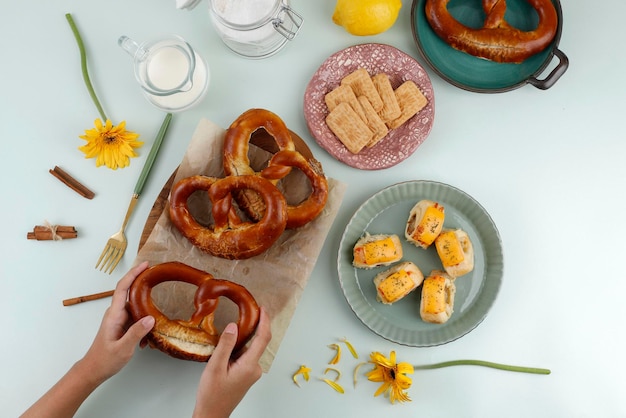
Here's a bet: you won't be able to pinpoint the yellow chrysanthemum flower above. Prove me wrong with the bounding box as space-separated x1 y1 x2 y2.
366 350 414 404
79 119 143 170
67 15 144 171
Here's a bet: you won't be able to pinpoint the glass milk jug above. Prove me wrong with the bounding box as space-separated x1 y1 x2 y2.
208 0 303 59
118 35 209 112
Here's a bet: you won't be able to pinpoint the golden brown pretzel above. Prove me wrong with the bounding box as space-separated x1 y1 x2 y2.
425 0 558 63
260 150 328 229
223 108 296 177
169 174 287 259
128 262 260 362
223 108 328 229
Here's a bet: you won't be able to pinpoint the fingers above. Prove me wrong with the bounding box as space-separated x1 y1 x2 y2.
120 315 155 349
208 322 238 369
110 261 149 311
239 307 272 362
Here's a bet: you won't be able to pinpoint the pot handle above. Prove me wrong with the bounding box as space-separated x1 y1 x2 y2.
528 49 569 90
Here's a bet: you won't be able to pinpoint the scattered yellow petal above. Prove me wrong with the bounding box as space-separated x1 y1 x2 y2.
353 361 367 388
292 365 312 388
341 337 359 359
324 367 342 382
328 343 341 364
320 378 345 394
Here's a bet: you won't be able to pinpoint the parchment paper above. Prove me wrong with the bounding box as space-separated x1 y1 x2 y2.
134 118 346 372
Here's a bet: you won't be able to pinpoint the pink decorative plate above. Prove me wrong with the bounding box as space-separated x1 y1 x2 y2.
304 43 435 170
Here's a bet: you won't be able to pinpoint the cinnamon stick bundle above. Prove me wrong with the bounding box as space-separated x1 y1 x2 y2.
27 225 77 240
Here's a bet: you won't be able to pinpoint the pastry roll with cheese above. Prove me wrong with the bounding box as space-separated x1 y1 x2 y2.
405 200 445 249
374 261 424 305
435 228 474 278
353 233 403 269
420 270 456 324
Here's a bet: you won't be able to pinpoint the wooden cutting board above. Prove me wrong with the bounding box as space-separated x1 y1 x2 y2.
138 129 314 251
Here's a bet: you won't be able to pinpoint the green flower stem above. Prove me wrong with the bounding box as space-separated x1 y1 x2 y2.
414 360 551 375
65 13 108 121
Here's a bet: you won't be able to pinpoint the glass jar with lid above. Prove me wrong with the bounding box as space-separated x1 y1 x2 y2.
208 0 303 59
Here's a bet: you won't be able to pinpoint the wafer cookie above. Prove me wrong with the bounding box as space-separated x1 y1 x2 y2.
326 102 373 154
358 95 388 147
372 73 402 123
324 84 367 123
341 68 383 112
387 80 428 129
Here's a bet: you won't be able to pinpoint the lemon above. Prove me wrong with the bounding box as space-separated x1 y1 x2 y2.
332 0 402 36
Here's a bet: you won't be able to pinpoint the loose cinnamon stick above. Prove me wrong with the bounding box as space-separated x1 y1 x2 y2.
49 166 95 199
63 289 114 306
27 225 78 240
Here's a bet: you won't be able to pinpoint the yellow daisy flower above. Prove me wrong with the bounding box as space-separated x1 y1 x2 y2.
79 119 143 170
366 350 414 404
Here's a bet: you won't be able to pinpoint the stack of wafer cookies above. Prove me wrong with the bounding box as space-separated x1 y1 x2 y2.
325 68 428 154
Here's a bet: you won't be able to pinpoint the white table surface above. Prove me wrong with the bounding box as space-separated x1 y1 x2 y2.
2 1 625 417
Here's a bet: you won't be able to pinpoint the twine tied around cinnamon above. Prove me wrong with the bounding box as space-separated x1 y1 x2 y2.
44 220 62 241
27 222 78 241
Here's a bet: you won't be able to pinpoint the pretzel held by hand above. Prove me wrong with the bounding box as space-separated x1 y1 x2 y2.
223 108 328 229
169 174 287 259
425 0 558 63
128 262 260 362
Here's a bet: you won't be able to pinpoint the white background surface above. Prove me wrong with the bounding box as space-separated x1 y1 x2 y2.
2 0 625 417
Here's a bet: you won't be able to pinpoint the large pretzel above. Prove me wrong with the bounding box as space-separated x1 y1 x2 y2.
261 150 328 229
425 0 558 63
128 262 260 362
223 108 296 177
169 174 287 259
223 108 328 229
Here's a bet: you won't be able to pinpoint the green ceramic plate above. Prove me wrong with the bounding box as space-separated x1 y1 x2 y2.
337 181 503 346
411 0 568 92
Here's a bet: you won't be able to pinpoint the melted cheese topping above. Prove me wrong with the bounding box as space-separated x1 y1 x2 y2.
413 205 444 245
421 274 449 315
377 269 414 304
435 230 465 267
361 237 399 265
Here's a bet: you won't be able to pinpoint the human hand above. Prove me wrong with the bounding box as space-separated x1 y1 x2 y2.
20 262 155 418
193 307 272 418
80 261 156 384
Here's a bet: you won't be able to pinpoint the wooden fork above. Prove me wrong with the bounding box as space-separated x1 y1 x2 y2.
95 113 172 274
